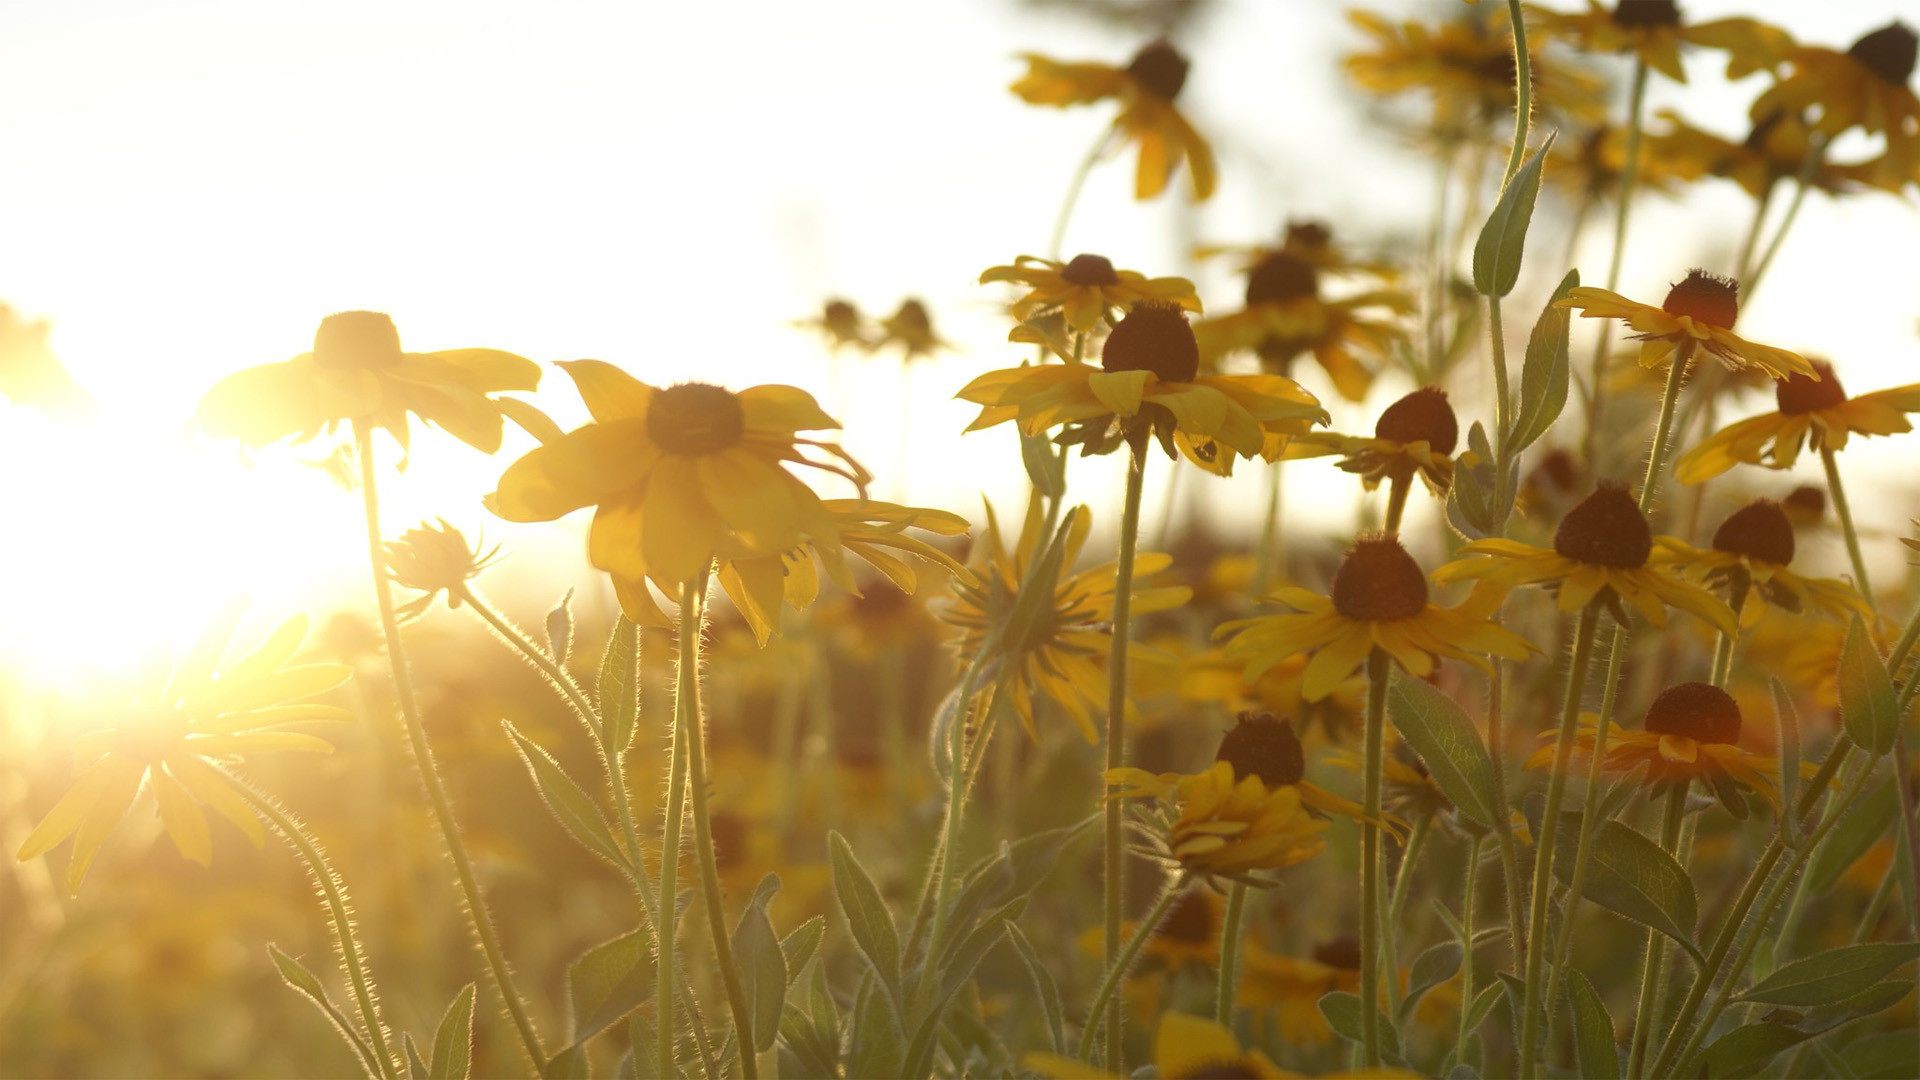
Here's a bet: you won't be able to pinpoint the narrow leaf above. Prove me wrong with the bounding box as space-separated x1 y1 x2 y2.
1005 924 1066 1055
1554 814 1701 962
1563 968 1619 1080
1472 131 1557 298
428 983 476 1080
1387 673 1501 829
830 831 901 999
1697 1022 1809 1079
1838 614 1899 755
1792 978 1912 1034
1737 942 1920 1007
1019 430 1065 499
1399 942 1462 1024
1318 991 1400 1058
1508 269 1578 452
565 928 656 1046
731 873 789 1053
403 1034 429 1080
265 944 382 1078
503 720 629 871
597 616 640 754
1808 778 1898 894
780 915 826 983
1463 981 1505 1036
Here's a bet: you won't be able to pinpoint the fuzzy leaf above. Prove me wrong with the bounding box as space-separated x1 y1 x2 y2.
830 832 901 1001
1839 614 1899 755
265 944 382 1078
732 874 789 1053
1554 814 1701 962
404 1034 429 1080
544 590 574 667
428 983 475 1080
503 720 628 871
1019 431 1066 499
1807 778 1898 894
1388 673 1501 829
1737 943 1920 1007
1697 1022 1809 1078
1771 678 1803 842
1472 132 1556 298
1508 269 1577 453
1564 968 1619 1080
1005 924 1066 1054
1400 942 1463 1025
597 616 640 754
565 928 655 1047
1318 991 1400 1059
781 915 826 983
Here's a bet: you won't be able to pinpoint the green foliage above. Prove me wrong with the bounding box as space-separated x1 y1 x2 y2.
1471 132 1556 299
1737 943 1920 1007
1839 614 1900 756
503 720 629 873
1563 969 1618 1080
732 874 789 1053
427 984 475 1080
1387 671 1502 829
1553 814 1702 963
1507 270 1577 454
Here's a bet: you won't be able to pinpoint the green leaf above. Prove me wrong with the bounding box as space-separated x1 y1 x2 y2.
1563 968 1619 1080
1462 981 1506 1037
808 956 843 1063
1019 431 1065 499
545 589 574 668
830 832 901 1000
1839 614 1899 755
1387 673 1502 829
1772 678 1803 841
428 983 476 1080
1553 814 1701 963
404 1034 429 1080
1004 924 1065 1054
1737 943 1920 1007
780 915 826 983
906 899 1025 1077
565 928 656 1047
732 874 789 1053
1808 779 1898 894
943 816 1094 961
847 973 905 1079
1445 421 1516 539
597 616 640 754
264 943 382 1079
624 1013 659 1080
503 720 629 872
1843 1029 1920 1078
1399 942 1462 1024
1318 991 1400 1059
541 1045 587 1080
1697 1022 1810 1079
1791 978 1913 1034
1472 131 1557 298
780 1001 837 1079
1507 269 1578 453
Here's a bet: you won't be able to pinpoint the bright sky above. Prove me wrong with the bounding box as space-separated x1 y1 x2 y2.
2 0 1916 691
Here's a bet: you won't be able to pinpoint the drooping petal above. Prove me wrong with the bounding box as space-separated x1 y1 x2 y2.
556 360 655 423
150 764 213 867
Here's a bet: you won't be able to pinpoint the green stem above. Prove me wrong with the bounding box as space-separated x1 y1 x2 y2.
1078 881 1181 1063
233 777 397 1080
1626 783 1690 1078
1641 339 1693 511
1389 815 1432 929
1517 603 1602 1078
1454 834 1483 1066
1581 57 1650 471
1744 140 1824 304
676 579 759 1079
351 421 544 1072
1489 296 1512 454
1823 445 1872 599
1360 647 1391 1068
1253 460 1286 595
1102 446 1150 1070
1048 129 1115 260
1214 882 1250 1025
1709 630 1736 688
1500 0 1534 189
1733 184 1776 284
1381 813 1431 1033
657 639 693 1078
1384 476 1412 537
927 660 996 961
1486 655 1527 969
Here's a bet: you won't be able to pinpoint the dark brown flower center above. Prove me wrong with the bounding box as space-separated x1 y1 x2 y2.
1215 711 1306 788
1662 269 1739 329
1245 252 1321 305
1783 485 1826 520
647 383 746 455
1554 482 1652 569
1775 360 1846 415
1126 40 1190 101
824 299 857 323
1374 386 1459 454
1285 220 1332 256
313 310 404 370
1101 300 1200 383
1644 681 1742 744
1155 889 1217 944
893 299 931 331
1313 935 1363 971
1331 536 1430 621
1849 22 1918 86
1532 447 1582 493
1611 0 1682 29
1711 499 1795 566
1060 253 1120 287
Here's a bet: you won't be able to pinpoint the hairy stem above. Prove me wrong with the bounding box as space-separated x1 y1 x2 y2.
1102 446 1149 1070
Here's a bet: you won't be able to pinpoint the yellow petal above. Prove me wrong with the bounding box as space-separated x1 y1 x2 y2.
556 360 654 422
1087 369 1150 418
150 763 213 867
165 754 266 849
64 755 146 893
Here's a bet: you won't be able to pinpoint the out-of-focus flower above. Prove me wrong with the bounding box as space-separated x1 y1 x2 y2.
198 310 542 454
871 298 951 362
1652 109 1858 200
16 609 350 892
1527 2 1793 83
794 298 876 352
384 519 502 619
1209 711 1391 831
1107 760 1329 884
1558 270 1814 380
1237 936 1364 1049
1281 386 1458 496
1547 120 1698 203
979 253 1200 334
1750 22 1918 160
0 303 92 420
1653 499 1867 627
1011 40 1217 200
1026 1012 1293 1079
1673 360 1920 483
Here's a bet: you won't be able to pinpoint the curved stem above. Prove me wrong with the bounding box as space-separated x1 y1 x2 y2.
1048 129 1116 260
1581 57 1650 471
1360 647 1391 1068
1383 475 1412 537
352 421 544 1072
1078 881 1180 1063
1101 446 1150 1070
234 777 397 1080
1626 783 1690 1077
1214 882 1250 1024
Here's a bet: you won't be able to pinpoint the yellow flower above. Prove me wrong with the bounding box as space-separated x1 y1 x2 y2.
16 609 350 892
793 298 875 352
1547 120 1699 203
1237 937 1364 1049
0 302 92 420
1221 535 1534 703
1209 711 1400 834
1526 2 1794 84
1327 730 1451 824
1651 499 1868 627
1434 482 1739 635
940 497 1187 743
1557 270 1814 380
1194 243 1412 403
871 298 951 362
1010 40 1217 201
197 310 542 454
1196 220 1403 283
957 300 1327 475
1107 761 1329 884
1673 360 1920 483
1177 645 1365 744
1026 1012 1291 1079
978 253 1200 334
1749 22 1919 159
1281 386 1457 496
384 519 502 619
1651 108 1858 200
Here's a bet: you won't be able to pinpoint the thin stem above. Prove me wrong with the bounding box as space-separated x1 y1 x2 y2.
1744 139 1825 303
1078 881 1181 1063
234 777 397 1080
351 421 544 1072
1102 446 1150 1070
676 579 759 1079
1709 629 1736 688
1485 654 1527 968
1360 647 1391 1068
1517 604 1602 1078
1733 184 1776 283
657 646 693 1079
1389 815 1432 929
1455 834 1483 1066
1048 129 1116 260
1384 475 1412 537
1626 783 1690 1077
1214 882 1250 1024
1641 340 1693 511
1822 445 1872 599
1489 296 1512 455
927 661 997 960
1381 812 1431 1034
1253 460 1286 595
1581 58 1649 473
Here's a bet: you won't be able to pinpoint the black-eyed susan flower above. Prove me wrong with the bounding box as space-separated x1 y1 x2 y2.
793 298 876 352
1220 535 1534 703
1197 219 1403 283
1749 21 1919 159
1672 360 1920 484
940 498 1187 743
1237 936 1364 1049
1010 40 1217 201
1547 120 1698 204
1652 499 1868 626
1434 482 1739 634
1194 246 1412 403
1526 2 1793 84
978 253 1200 334
1280 385 1458 496
384 519 503 620
1076 887 1225 985
1212 711 1392 831
16 610 350 892
871 298 951 362
1652 108 1858 200
1558 269 1814 379
1327 731 1451 824
197 310 541 454
1026 1012 1292 1079
1107 760 1328 884
957 300 1328 475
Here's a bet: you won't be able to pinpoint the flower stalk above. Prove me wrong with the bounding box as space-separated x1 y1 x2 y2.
1213 882 1250 1024
1102 444 1150 1070
1582 57 1650 471
1359 646 1391 1069
1625 781 1689 1077
1079 880 1181 1063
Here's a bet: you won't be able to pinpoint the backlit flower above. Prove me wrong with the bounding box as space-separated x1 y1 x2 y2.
871 298 951 362
1527 2 1793 83
1107 760 1329 883
1652 499 1868 627
1749 22 1919 159
1281 386 1458 495
384 519 502 619
1026 1012 1291 1079
197 310 542 454
1652 108 1858 200
1558 270 1813 379
793 298 875 352
978 253 1200 334
1672 360 1920 483
1237 937 1363 1049
1010 40 1217 200
1221 535 1533 702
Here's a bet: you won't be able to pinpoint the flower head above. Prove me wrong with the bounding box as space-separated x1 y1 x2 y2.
1528 2 1794 83
793 298 875 352
384 519 502 619
1673 360 1920 484
871 298 951 362
1558 270 1814 380
1652 108 1860 200
197 311 543 454
1026 1013 1291 1079
1282 386 1458 495
1749 22 1919 158
1212 711 1397 833
1107 760 1328 884
1653 499 1868 626
1011 40 1217 200
979 253 1200 334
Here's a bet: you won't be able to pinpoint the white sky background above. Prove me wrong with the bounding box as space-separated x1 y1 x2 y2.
1 0 1916 689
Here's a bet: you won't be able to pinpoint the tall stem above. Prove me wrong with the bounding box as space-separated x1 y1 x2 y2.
657 630 693 1078
1626 783 1689 1077
1079 881 1181 1063
1486 654 1527 967
1359 647 1391 1068
1489 296 1512 454
1214 882 1250 1024
351 421 543 1071
1454 833 1484 1068
1744 140 1825 304
1582 58 1650 472
1101 446 1150 1070
233 777 397 1080
1823 445 1872 599
1048 129 1116 259
1733 185 1776 283
1253 459 1286 595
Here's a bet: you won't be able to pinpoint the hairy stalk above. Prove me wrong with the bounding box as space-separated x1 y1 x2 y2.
1581 58 1649 472
1626 783 1689 1077
1381 813 1431 1033
1079 880 1181 1063
1454 834 1484 1069
657 642 693 1078
1489 296 1512 454
1214 882 1250 1024
1360 647 1391 1068
1102 446 1149 1069
233 776 397 1080
1486 655 1527 968
926 655 999 960
351 421 543 1071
